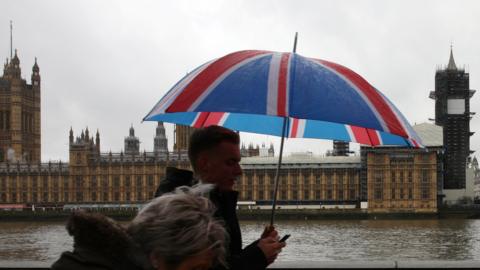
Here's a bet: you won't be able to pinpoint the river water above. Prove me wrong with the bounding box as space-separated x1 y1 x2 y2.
1 219 479 265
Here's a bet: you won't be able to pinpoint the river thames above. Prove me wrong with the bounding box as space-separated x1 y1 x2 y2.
1 219 480 265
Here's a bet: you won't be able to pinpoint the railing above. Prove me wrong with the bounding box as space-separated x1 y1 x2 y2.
2 261 480 269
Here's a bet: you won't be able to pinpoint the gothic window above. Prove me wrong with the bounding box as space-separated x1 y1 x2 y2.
102 177 109 189
327 190 333 200
421 189 429 200
114 177 120 188
258 190 264 200
304 189 309 200
349 189 356 199
125 176 131 188
5 111 10 130
91 176 97 189
147 175 154 186
43 177 48 189
76 176 83 189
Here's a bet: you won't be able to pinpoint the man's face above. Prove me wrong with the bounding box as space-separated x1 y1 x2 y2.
198 141 242 191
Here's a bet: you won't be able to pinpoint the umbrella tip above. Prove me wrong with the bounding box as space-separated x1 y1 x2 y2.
293 32 298 53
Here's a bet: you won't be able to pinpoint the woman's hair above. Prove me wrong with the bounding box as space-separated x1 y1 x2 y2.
127 185 227 269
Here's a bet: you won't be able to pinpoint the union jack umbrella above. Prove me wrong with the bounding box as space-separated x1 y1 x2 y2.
144 35 422 224
143 49 422 147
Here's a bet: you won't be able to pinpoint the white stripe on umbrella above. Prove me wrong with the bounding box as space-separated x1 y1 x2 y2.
218 113 230 126
296 119 306 138
376 130 383 145
285 53 293 116
345 125 357 143
267 53 283 115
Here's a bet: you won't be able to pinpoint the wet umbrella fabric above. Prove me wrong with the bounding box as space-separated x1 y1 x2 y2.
144 50 422 146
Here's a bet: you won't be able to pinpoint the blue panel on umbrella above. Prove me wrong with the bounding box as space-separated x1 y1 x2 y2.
196 54 271 114
289 55 383 131
223 113 285 137
380 132 411 146
302 120 350 141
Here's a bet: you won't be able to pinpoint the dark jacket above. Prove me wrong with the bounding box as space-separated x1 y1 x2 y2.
155 167 268 270
51 211 142 270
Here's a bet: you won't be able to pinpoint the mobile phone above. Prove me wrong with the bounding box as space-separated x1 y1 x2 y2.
279 234 290 242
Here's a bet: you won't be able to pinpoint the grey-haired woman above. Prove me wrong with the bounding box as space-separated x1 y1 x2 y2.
52 186 227 270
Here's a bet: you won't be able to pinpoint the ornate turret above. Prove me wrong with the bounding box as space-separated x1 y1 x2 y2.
31 57 40 86
85 127 90 142
69 127 74 144
9 49 21 78
154 121 168 154
96 130 100 153
125 125 140 155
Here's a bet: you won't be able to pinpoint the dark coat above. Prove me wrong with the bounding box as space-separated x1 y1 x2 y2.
51 212 142 270
155 167 268 270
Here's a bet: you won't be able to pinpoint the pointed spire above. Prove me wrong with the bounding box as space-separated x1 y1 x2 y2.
129 124 135 136
69 127 74 144
32 57 39 72
447 46 457 70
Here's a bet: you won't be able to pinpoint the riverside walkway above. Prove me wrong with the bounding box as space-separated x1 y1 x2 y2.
2 261 480 269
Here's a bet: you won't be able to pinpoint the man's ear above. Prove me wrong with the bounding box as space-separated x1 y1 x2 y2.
196 152 210 172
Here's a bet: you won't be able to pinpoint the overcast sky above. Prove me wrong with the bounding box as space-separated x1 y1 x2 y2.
1 0 479 162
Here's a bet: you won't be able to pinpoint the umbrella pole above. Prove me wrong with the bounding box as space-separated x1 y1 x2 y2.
269 116 288 227
269 32 298 227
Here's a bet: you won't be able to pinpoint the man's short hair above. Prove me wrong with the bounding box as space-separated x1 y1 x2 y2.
188 125 240 171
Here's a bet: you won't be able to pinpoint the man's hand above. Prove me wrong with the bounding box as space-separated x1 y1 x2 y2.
261 225 277 239
257 236 286 265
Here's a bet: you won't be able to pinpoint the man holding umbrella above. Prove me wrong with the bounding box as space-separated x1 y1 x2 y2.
155 125 286 270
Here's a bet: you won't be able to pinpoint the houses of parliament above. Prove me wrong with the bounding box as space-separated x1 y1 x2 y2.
0 49 478 214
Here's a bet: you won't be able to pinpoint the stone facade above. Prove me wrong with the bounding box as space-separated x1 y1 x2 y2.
363 147 440 213
0 51 41 163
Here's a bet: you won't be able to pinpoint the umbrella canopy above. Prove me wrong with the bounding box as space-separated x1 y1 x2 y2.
144 50 422 147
